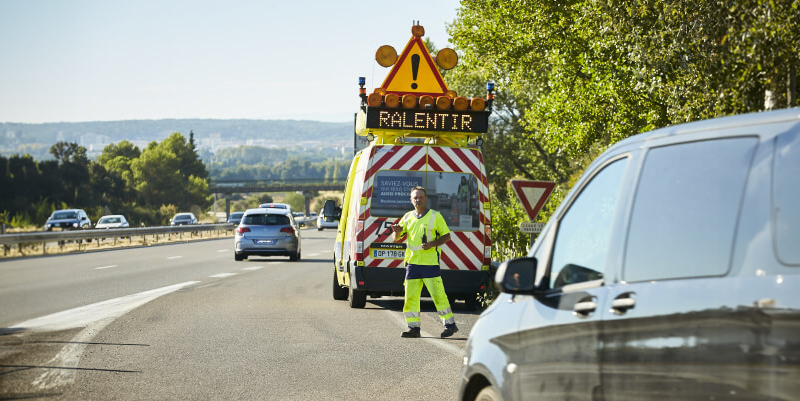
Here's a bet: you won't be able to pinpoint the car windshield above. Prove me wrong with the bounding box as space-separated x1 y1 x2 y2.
99 217 120 224
231 213 243 218
175 215 191 220
242 214 289 225
53 212 77 219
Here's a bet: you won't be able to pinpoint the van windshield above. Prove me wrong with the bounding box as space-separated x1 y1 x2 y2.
371 170 480 231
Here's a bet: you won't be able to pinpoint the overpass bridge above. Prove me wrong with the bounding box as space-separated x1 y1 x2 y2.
209 179 347 218
209 179 347 194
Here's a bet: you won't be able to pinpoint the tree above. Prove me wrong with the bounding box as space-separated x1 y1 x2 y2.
447 0 800 259
131 133 210 211
50 141 88 165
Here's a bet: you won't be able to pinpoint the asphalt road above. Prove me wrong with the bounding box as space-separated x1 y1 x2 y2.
0 228 482 400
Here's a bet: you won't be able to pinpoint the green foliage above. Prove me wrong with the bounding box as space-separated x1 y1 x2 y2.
283 192 307 212
1 132 212 227
490 190 532 262
448 0 800 263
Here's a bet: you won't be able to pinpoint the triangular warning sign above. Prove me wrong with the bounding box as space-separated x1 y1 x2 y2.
380 36 449 97
510 180 556 221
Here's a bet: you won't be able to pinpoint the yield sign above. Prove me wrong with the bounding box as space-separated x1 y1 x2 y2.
380 36 448 97
510 180 556 221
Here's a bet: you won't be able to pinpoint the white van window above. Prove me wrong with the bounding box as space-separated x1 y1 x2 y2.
549 158 627 289
773 127 800 265
624 137 757 282
370 170 481 231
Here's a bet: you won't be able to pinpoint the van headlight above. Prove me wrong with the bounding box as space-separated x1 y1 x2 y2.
72 222 78 228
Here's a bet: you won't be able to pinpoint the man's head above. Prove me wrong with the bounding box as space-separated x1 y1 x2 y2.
410 186 427 210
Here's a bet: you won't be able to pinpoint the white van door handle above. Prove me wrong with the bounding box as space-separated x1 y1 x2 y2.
573 297 597 317
611 293 636 315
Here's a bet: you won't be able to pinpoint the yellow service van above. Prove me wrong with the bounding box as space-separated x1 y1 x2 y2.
324 24 495 309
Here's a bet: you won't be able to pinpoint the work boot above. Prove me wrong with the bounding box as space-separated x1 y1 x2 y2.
440 324 459 338
401 328 421 338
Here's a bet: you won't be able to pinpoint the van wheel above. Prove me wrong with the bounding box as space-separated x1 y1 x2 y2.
349 285 366 308
234 252 244 261
332 270 348 300
475 385 501 401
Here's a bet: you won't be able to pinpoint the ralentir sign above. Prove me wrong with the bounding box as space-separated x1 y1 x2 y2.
365 107 489 133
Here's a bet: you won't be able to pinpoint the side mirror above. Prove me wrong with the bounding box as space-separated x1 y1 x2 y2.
323 200 340 221
495 257 539 294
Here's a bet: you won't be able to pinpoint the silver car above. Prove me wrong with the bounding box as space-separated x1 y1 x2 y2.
234 208 301 261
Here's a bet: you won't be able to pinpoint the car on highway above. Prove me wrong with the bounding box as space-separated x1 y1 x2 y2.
459 108 800 401
292 211 307 227
234 208 301 261
44 209 91 231
95 215 129 229
170 212 198 226
226 211 244 225
316 209 338 231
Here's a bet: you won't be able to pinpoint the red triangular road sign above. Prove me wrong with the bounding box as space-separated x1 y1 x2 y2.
510 180 556 221
380 36 448 96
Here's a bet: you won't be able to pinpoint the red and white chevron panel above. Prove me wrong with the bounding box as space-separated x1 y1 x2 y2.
428 146 491 270
356 144 491 270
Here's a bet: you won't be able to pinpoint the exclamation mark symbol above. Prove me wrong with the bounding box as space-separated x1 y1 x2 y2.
411 54 420 89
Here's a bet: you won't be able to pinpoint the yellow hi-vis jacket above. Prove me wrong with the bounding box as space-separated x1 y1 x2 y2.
397 209 450 265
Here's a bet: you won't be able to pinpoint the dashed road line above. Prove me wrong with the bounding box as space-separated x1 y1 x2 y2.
167 256 183 260
94 265 118 270
209 273 238 278
241 266 264 271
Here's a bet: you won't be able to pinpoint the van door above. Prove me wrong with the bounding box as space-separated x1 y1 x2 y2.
599 137 765 400
514 156 629 400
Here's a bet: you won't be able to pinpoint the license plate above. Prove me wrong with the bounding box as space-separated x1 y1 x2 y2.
372 249 405 259
256 239 275 245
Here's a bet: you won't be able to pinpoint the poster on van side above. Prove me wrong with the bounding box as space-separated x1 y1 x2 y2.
373 175 423 211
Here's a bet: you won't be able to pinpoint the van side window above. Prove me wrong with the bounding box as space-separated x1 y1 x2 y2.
773 127 800 265
549 158 628 289
624 137 757 282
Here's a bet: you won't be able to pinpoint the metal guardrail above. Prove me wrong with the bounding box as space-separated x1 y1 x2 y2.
0 223 236 256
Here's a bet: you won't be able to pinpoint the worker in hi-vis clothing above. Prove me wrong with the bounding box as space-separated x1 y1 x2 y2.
391 186 459 338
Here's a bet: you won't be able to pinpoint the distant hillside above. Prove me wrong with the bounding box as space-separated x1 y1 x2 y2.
0 119 353 160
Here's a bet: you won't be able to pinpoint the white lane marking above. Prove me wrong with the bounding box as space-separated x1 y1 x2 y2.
241 266 264 271
167 256 183 260
306 253 320 257
94 265 118 270
11 281 200 390
209 273 237 278
217 249 227 253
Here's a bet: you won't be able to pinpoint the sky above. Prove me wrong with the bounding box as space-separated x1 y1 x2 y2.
0 0 462 124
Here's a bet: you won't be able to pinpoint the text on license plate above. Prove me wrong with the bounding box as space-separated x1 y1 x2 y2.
372 249 405 259
256 239 275 245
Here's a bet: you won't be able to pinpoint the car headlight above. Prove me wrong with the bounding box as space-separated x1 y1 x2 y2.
72 222 78 227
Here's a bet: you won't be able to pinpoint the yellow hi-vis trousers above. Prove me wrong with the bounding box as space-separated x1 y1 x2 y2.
403 277 455 328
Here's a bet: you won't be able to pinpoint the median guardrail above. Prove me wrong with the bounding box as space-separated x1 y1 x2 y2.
0 223 237 257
